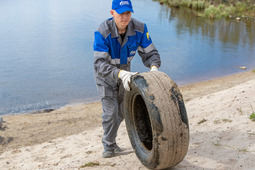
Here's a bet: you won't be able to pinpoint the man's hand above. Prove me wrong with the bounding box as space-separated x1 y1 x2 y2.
150 65 158 71
118 70 138 91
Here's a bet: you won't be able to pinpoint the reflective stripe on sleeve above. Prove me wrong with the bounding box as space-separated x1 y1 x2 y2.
138 43 156 53
94 51 110 60
111 58 120 65
95 51 134 65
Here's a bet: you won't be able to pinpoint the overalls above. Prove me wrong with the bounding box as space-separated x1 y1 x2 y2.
93 17 161 151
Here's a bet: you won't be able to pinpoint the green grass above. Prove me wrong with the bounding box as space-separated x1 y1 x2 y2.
250 105 255 122
235 2 248 13
250 113 255 122
204 4 238 18
156 0 255 19
193 0 209 10
180 0 192 7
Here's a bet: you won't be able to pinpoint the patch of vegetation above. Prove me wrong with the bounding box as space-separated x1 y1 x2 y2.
238 148 248 152
156 0 255 19
213 140 252 152
214 119 221 124
222 118 233 123
214 119 232 124
250 113 255 121
250 105 255 122
252 69 255 73
79 161 100 168
212 140 221 146
204 4 237 19
198 118 207 125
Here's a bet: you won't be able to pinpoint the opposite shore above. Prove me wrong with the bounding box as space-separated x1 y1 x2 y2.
157 0 255 19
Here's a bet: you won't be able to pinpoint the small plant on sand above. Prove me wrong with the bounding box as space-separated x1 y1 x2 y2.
238 148 248 152
212 140 221 147
252 69 255 73
250 105 255 122
250 114 255 121
222 119 233 123
214 119 221 124
198 118 207 125
79 161 100 168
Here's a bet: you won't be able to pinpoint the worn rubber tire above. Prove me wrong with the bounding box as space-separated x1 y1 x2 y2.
124 71 189 169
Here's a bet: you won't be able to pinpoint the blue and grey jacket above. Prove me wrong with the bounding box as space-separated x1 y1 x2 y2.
94 17 161 96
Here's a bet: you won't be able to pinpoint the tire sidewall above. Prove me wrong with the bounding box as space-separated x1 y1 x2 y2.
124 75 160 169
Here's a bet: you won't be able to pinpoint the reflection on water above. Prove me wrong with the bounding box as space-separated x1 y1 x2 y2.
155 5 255 84
168 7 255 47
0 0 254 115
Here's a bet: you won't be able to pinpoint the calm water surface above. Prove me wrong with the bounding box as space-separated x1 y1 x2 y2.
0 0 254 115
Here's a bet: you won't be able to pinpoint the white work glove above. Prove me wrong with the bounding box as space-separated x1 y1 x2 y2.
150 65 158 71
118 70 138 91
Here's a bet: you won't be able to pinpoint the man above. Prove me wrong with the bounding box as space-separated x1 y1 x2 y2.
93 0 161 158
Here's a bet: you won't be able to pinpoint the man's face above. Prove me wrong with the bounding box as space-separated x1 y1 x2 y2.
111 10 131 32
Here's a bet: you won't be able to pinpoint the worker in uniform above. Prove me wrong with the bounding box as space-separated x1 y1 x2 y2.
93 0 161 158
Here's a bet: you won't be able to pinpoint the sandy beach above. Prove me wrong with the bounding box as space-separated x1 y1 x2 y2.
1 70 255 169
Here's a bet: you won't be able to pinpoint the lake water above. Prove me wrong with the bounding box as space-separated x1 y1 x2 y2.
0 0 255 115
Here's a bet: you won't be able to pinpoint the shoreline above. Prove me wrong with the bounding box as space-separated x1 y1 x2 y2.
157 0 255 19
0 70 255 169
1 69 252 117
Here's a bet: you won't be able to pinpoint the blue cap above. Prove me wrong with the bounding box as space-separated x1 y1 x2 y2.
112 0 134 14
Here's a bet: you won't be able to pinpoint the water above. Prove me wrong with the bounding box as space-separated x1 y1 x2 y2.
0 0 254 115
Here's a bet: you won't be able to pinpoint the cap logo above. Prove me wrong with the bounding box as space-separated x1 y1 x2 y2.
120 1 129 6
112 0 133 14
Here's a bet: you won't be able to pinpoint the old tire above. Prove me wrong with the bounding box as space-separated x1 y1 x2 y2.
124 71 189 169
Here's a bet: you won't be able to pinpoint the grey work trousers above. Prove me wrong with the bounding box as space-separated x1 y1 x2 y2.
101 85 124 151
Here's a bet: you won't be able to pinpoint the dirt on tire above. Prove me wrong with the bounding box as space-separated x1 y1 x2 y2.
124 71 189 169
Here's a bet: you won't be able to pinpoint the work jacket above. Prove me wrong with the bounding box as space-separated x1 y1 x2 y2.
94 17 161 97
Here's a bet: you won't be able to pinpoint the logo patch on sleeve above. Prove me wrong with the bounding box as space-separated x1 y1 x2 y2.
146 32 150 40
